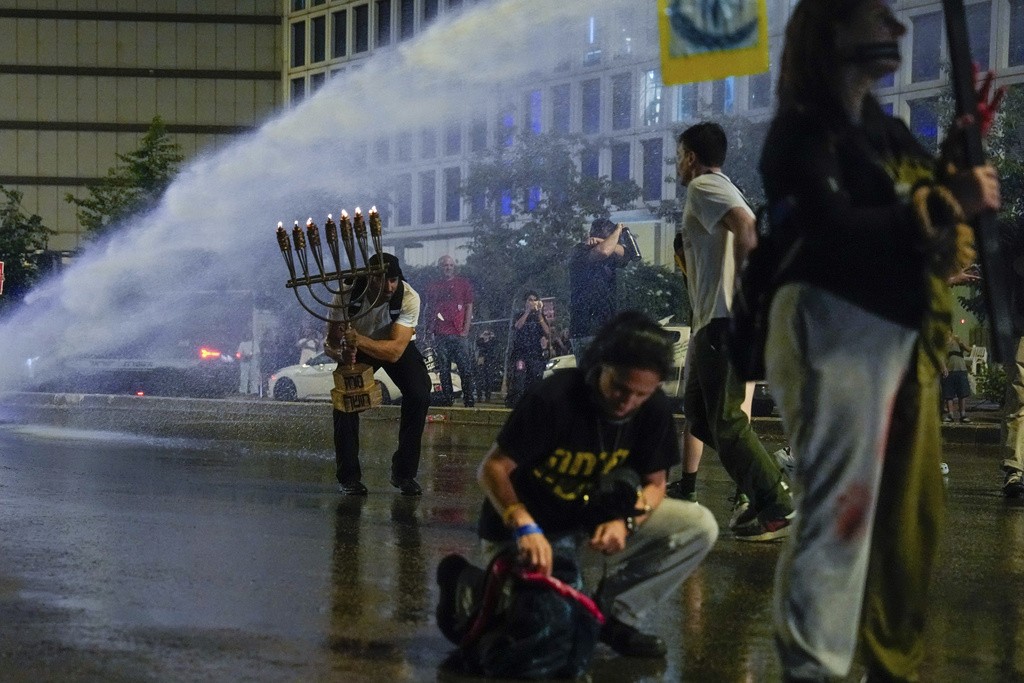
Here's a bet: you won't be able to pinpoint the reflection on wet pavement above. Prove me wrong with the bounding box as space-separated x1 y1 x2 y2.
0 422 1021 681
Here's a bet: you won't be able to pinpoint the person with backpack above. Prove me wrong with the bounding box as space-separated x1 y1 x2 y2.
474 311 719 659
325 252 431 496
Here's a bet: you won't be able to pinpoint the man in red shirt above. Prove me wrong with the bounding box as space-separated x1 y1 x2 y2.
425 255 476 407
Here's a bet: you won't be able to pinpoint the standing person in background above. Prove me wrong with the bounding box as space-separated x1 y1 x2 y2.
677 121 794 542
568 218 633 362
235 338 259 395
475 327 500 403
425 255 476 408
1001 219 1024 498
941 331 973 423
759 1 1001 679
297 322 321 365
505 291 550 409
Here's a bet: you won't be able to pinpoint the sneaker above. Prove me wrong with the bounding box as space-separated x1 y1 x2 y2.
1003 469 1024 498
773 446 796 478
338 480 368 495
960 416 972 424
599 616 667 657
942 414 954 423
727 493 752 530
734 512 793 542
390 477 423 496
666 479 698 502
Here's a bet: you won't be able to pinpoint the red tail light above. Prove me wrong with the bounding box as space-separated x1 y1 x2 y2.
199 347 222 360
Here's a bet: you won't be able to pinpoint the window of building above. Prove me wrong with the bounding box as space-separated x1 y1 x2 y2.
877 71 895 89
911 12 942 82
641 138 663 201
396 174 412 226
612 73 632 130
525 90 542 134
396 131 413 162
641 70 662 126
581 79 601 134
674 83 698 121
313 0 326 5
291 77 306 104
400 0 415 41
332 10 348 58
966 1 991 70
470 188 485 218
374 136 390 164
1011 0 1024 66
500 190 513 216
293 0 306 10
421 127 437 159
496 106 515 147
581 147 599 179
354 5 369 53
470 116 487 151
291 21 306 68
748 72 771 110
420 171 436 224
611 142 631 183
526 186 541 211
376 0 392 47
908 97 940 151
310 71 326 93
584 15 602 65
424 0 439 24
710 78 735 114
551 84 571 134
444 122 462 155
444 167 461 221
311 15 326 62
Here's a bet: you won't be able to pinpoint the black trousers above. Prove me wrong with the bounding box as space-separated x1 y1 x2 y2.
333 342 431 484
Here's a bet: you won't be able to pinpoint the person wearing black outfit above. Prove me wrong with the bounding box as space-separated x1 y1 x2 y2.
478 311 718 659
326 253 431 496
568 218 631 362
505 291 550 409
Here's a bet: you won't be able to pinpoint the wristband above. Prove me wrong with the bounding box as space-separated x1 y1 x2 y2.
501 502 525 526
515 523 543 539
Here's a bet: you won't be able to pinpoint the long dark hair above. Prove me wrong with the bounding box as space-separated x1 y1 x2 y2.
777 0 868 120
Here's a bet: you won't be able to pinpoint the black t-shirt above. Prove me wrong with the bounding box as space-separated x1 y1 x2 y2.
568 244 618 337
477 369 679 542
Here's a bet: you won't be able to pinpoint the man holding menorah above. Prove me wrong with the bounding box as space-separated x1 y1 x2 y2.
324 252 431 496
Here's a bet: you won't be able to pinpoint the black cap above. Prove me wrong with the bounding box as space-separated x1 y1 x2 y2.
590 217 616 238
375 252 403 279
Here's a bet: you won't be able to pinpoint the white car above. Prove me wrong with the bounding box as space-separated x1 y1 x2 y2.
544 324 690 400
269 352 461 405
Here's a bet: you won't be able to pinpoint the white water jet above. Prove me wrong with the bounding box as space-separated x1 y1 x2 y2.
0 0 647 392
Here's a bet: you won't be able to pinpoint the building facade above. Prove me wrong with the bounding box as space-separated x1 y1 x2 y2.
0 1 282 252
282 0 1024 268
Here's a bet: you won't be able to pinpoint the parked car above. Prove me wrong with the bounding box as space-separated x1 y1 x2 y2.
269 352 461 405
543 322 775 416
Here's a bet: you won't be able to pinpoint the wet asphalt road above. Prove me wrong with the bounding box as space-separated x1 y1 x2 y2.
0 419 1022 682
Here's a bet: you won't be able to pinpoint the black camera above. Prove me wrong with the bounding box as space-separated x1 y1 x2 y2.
619 227 642 262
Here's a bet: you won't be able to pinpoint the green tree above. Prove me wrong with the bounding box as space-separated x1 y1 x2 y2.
0 186 54 310
66 116 184 237
460 130 680 324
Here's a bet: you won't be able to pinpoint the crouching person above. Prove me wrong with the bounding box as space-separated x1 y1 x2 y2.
477 311 719 658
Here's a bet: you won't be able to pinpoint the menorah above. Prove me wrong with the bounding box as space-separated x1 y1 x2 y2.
276 206 387 413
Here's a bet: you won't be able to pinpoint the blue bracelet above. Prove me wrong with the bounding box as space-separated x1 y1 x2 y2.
515 523 543 539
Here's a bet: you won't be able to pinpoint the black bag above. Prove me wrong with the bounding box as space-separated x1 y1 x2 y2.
436 547 604 679
728 202 801 382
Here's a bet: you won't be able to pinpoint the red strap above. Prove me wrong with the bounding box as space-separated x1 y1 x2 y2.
517 570 606 625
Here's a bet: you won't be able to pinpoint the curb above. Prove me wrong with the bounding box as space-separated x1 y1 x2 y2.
0 392 1004 449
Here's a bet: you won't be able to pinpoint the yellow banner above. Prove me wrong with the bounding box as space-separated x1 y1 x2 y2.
659 0 770 85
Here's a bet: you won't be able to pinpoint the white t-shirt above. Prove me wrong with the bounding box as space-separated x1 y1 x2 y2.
330 281 421 341
680 172 753 333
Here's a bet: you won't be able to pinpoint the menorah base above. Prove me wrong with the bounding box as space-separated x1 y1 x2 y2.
331 363 383 412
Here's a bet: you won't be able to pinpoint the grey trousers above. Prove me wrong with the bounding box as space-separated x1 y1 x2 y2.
482 498 718 628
